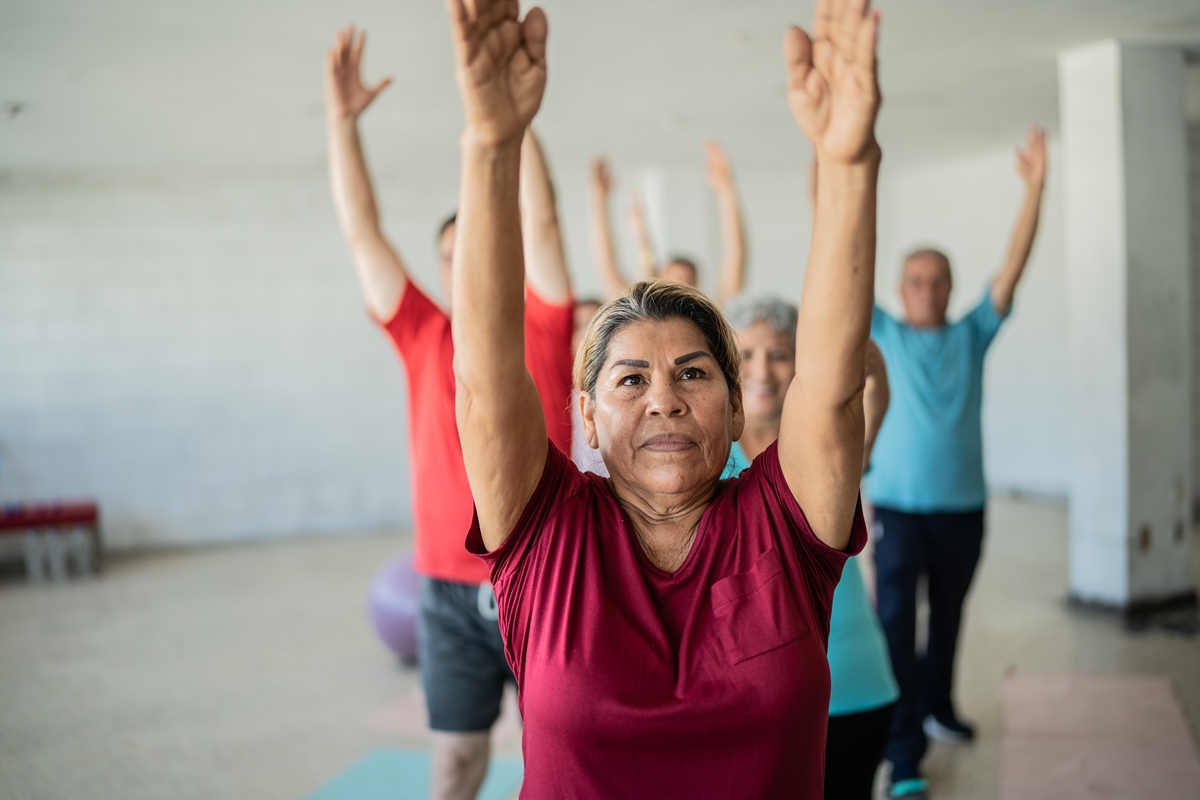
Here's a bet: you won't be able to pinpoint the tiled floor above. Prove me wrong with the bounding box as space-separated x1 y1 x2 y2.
0 497 1197 800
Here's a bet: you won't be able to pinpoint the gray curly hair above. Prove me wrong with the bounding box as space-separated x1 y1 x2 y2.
723 294 799 341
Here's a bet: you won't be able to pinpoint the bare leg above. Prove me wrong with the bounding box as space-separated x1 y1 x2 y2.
429 731 490 800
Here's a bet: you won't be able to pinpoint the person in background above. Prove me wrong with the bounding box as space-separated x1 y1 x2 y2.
589 140 747 304
324 26 573 800
446 0 883 794
725 295 898 800
869 126 1047 799
570 297 608 475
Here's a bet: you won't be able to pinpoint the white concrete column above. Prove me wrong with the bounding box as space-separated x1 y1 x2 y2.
1059 42 1194 609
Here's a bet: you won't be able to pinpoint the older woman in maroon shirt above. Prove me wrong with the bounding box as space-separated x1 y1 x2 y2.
446 0 882 796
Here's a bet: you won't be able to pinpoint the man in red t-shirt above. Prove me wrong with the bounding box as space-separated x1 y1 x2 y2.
324 27 573 800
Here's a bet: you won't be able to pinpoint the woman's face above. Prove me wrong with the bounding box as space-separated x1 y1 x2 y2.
736 320 795 425
581 317 743 500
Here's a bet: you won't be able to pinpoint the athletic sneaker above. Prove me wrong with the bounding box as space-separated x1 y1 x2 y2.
924 713 976 744
888 777 929 799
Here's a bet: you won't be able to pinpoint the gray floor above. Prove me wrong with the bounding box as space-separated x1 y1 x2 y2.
1 498 1197 800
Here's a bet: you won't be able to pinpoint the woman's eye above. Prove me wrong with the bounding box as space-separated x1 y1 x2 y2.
681 367 705 380
770 350 790 362
619 374 644 386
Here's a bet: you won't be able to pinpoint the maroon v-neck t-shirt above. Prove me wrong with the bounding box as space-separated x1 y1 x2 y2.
466 441 867 799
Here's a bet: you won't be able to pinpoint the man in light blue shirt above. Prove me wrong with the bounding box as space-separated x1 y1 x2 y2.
869 127 1047 799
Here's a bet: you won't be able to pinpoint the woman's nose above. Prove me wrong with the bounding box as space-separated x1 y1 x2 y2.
646 380 686 416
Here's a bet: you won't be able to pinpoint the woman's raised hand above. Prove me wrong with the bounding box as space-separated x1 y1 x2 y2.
784 0 880 164
446 0 547 146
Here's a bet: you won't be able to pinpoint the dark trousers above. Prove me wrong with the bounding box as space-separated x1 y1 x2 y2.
872 506 985 779
824 702 896 800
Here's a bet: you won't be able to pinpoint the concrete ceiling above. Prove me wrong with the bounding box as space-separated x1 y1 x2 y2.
2 0 1199 184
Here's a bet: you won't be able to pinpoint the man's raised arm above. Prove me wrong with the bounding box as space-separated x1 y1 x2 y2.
520 129 571 304
588 157 633 300
991 126 1046 316
705 141 748 305
325 25 410 321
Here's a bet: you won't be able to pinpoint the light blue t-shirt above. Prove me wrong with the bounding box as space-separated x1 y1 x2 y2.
826 554 900 715
722 441 752 479
867 292 1007 512
723 443 898 716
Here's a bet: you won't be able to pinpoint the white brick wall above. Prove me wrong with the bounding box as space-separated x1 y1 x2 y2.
0 168 459 548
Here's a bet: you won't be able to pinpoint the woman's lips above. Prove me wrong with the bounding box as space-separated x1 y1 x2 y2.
642 434 696 452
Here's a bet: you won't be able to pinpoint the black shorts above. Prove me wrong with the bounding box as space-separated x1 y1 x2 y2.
417 577 516 732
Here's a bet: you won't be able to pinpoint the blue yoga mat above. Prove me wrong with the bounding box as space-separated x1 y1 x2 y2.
305 748 523 800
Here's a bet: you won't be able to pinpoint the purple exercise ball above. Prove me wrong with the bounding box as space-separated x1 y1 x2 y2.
368 551 421 664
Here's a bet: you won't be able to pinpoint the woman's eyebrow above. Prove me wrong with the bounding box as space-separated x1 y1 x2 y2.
612 359 650 368
674 351 711 365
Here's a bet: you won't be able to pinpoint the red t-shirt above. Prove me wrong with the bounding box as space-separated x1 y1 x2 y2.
382 283 573 584
467 441 867 799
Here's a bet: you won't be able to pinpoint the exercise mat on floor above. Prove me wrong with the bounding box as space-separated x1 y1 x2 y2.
305 748 523 800
1001 672 1200 800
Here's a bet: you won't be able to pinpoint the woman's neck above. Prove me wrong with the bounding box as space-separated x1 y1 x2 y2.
607 477 716 573
739 416 781 461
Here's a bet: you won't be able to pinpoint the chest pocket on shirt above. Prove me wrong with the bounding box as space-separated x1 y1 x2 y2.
710 547 808 664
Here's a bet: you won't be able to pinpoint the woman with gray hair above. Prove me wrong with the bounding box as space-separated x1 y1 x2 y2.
446 0 881 795
726 291 899 800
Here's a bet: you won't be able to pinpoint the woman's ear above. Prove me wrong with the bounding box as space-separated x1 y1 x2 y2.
730 385 745 442
581 392 600 450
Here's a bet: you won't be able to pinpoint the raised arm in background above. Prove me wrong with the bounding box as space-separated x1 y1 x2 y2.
325 26 411 321
447 0 550 551
628 192 659 280
778 0 881 551
705 141 748 304
520 128 571 304
991 126 1046 315
862 339 889 470
588 158 632 301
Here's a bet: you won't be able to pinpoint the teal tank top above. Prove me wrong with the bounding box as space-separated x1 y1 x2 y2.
725 442 898 716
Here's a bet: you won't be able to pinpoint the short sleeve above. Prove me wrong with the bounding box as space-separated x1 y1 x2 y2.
524 289 575 456
754 443 868 586
871 304 895 339
465 440 585 584
379 283 447 361
963 288 1008 352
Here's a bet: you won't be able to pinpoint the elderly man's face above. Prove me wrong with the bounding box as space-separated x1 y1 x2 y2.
581 317 742 501
900 254 952 328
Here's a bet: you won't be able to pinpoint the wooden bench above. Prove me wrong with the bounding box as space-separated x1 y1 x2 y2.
0 502 102 582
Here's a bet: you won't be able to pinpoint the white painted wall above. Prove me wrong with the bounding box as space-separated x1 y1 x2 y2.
0 135 1073 549
1190 123 1200 517
1059 42 1194 606
0 167 462 548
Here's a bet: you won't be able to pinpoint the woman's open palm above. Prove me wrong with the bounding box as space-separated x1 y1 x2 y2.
785 0 880 164
447 0 547 145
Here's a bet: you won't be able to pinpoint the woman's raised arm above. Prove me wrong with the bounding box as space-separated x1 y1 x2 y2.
447 0 551 551
778 0 881 551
